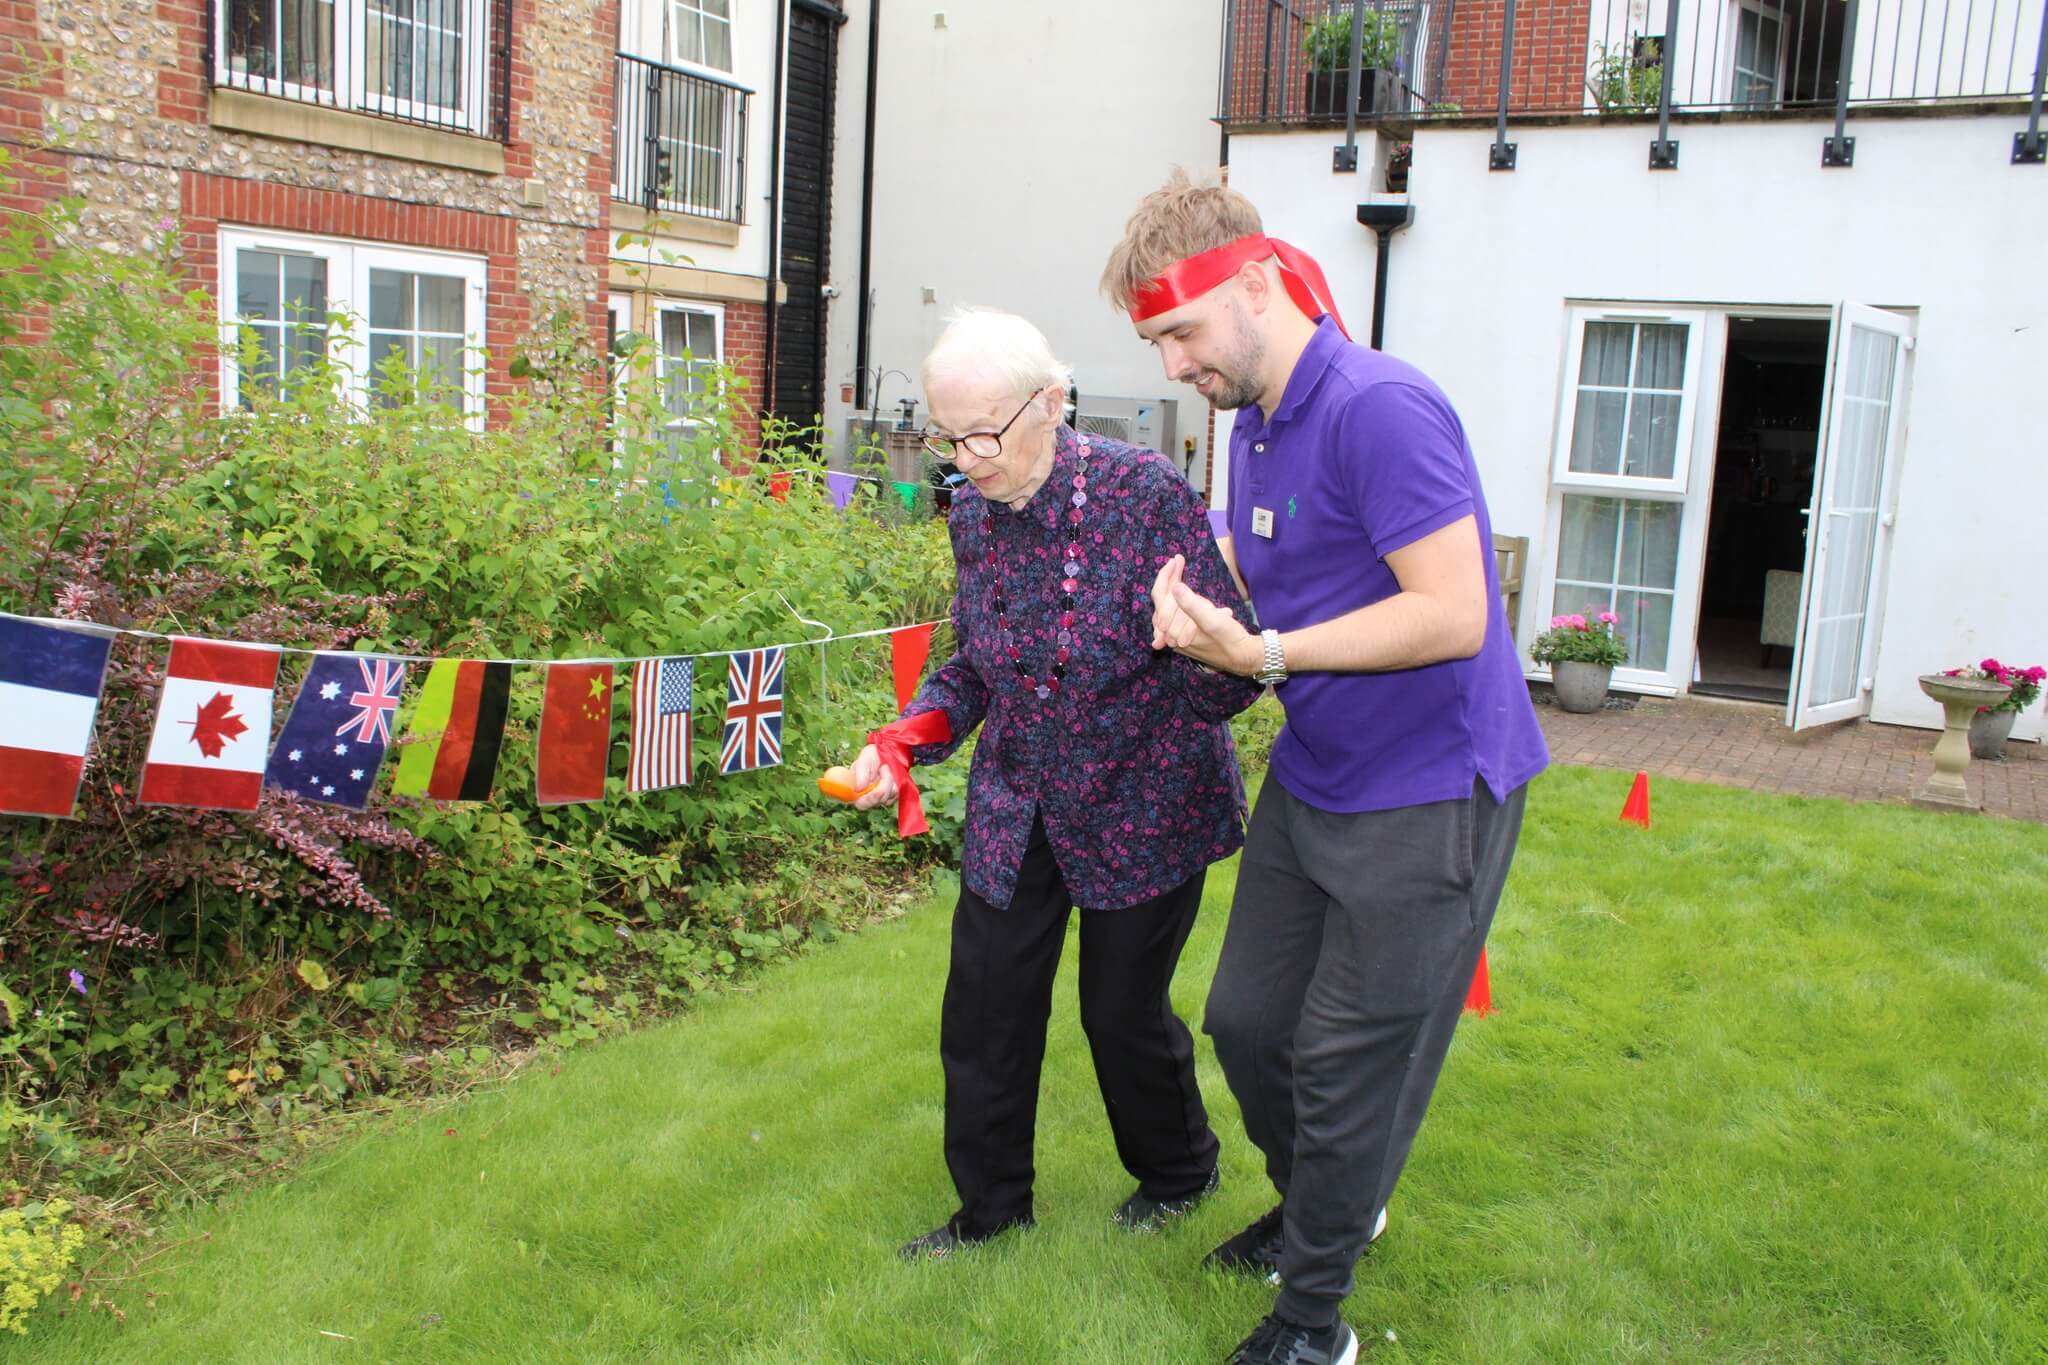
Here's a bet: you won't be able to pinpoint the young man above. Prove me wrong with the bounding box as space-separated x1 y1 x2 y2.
1102 172 1549 1365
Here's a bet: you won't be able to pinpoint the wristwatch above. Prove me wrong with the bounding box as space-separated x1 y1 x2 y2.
1251 628 1288 687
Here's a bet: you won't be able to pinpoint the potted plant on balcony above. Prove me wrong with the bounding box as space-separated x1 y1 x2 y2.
1531 610 1630 713
1385 139 1412 192
1942 658 2044 759
1302 8 1405 117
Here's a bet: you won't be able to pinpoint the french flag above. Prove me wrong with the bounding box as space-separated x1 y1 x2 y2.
138 637 282 812
0 617 116 819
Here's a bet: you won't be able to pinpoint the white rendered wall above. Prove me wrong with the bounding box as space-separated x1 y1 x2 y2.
1223 114 2047 737
820 0 1229 489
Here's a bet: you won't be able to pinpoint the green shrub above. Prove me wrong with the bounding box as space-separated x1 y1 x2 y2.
1 156 958 1210
0 1199 84 1334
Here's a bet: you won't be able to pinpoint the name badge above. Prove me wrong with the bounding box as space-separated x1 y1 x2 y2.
1251 506 1276 539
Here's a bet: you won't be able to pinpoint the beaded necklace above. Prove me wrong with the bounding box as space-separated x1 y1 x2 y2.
984 433 1090 700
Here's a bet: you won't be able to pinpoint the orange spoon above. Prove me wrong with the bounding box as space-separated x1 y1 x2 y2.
818 764 881 803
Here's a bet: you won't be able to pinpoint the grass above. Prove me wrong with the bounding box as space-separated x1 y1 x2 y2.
17 767 2048 1362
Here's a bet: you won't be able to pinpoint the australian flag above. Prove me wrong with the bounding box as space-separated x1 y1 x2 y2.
719 647 785 775
266 653 407 810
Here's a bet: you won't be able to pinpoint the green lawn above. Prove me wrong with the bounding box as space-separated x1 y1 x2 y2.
19 768 2048 1362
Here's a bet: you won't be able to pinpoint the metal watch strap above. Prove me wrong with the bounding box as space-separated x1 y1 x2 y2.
1254 628 1286 685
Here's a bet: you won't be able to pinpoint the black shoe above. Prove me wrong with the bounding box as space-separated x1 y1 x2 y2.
1203 1202 1284 1274
896 1214 1031 1261
1204 1204 1388 1280
1227 1312 1358 1365
1112 1165 1220 1232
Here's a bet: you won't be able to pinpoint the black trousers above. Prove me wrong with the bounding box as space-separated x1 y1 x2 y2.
940 815 1220 1237
1205 776 1528 1326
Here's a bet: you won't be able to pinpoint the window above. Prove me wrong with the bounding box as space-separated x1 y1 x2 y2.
653 300 723 455
219 227 485 418
219 0 492 135
1732 1 1786 106
1544 308 1705 679
665 0 732 70
232 247 329 405
1551 496 1683 671
1561 319 1691 484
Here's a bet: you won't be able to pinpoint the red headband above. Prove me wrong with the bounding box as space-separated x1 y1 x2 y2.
1129 233 1350 340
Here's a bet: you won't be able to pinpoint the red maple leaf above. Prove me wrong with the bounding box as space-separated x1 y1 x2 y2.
184 691 249 759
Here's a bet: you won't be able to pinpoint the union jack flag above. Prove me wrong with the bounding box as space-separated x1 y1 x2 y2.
339 657 405 746
719 647 785 775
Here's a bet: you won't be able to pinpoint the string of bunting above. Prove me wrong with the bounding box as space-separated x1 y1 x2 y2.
0 608 941 825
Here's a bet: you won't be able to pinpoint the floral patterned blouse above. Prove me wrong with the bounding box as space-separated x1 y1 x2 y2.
902 425 1261 910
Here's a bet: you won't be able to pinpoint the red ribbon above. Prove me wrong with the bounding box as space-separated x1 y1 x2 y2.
1129 232 1350 340
867 710 954 839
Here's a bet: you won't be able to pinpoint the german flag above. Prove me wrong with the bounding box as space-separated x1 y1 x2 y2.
391 660 510 801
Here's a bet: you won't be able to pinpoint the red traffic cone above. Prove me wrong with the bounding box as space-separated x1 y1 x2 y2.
1620 770 1651 828
1463 947 1493 1017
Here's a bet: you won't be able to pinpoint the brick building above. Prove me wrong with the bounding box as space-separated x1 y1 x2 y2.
2 0 847 451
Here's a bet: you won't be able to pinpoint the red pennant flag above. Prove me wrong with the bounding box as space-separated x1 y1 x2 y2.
537 662 613 806
139 637 281 811
890 624 935 713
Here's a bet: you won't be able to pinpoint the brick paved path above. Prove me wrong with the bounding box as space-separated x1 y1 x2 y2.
1533 693 2047 824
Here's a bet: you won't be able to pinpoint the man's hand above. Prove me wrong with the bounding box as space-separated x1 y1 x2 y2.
848 742 898 810
1150 555 1260 675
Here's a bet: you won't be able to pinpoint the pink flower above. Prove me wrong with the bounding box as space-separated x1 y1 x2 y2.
1567 614 1587 629
1550 616 1567 629
1598 611 1619 625
1981 658 2001 673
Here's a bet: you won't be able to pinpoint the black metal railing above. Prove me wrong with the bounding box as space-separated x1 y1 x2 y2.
612 54 751 224
1218 0 2047 124
208 0 512 139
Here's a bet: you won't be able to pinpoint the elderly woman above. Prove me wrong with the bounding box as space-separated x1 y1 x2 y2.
849 309 1261 1259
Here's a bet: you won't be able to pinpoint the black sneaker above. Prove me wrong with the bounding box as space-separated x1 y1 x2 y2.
1203 1203 1284 1273
1204 1205 1388 1281
1112 1165 1220 1232
896 1214 1031 1261
1227 1312 1358 1365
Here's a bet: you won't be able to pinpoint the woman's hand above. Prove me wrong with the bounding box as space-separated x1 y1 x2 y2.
849 742 899 810
1151 555 1260 675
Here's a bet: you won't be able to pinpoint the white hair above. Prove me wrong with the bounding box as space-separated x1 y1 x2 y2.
920 307 1073 400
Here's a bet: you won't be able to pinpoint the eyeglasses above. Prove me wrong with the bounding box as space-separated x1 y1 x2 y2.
920 391 1043 462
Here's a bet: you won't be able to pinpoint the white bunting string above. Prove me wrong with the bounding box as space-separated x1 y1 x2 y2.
0 607 943 670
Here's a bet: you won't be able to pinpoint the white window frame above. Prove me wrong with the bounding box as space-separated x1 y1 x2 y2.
651 298 725 434
214 0 492 136
663 0 733 74
1534 305 1713 693
1729 0 1789 106
217 226 487 423
1550 306 1707 496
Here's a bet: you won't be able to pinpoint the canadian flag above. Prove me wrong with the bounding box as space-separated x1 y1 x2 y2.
138 637 282 811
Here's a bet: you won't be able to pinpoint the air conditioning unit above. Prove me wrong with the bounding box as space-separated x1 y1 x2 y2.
1075 395 1179 468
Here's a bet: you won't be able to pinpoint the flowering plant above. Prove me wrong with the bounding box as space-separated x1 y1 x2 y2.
1942 659 2045 714
1531 611 1630 668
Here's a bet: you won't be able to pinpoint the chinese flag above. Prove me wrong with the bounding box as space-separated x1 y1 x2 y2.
537 662 613 806
890 624 935 713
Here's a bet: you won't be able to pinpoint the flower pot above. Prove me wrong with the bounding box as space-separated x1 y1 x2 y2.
1550 661 1612 714
1305 68 1402 118
1968 708 2016 760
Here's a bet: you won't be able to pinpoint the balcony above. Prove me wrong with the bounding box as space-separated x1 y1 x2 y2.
612 54 752 226
210 0 512 140
1217 0 2047 126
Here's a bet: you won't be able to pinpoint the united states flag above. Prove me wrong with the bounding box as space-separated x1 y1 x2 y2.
628 656 694 793
719 647 785 775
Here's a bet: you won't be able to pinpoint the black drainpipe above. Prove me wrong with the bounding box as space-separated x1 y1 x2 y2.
852 0 881 411
762 0 790 419
1354 201 1415 351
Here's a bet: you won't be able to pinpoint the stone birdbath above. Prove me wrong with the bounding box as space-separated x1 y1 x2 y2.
1915 673 2012 811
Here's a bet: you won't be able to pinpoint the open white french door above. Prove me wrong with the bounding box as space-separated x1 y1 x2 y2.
1785 303 1913 730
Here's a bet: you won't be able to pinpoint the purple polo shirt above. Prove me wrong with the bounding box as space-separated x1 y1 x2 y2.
1227 319 1548 813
